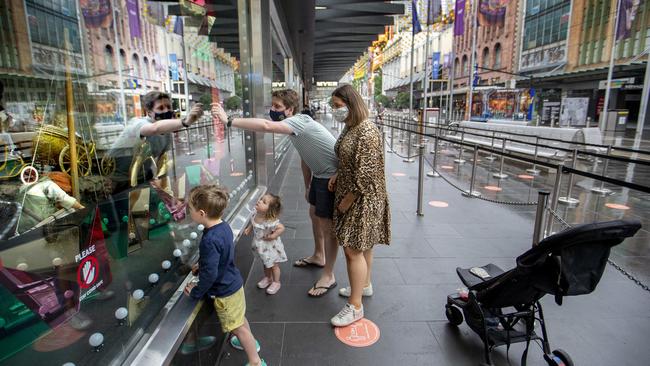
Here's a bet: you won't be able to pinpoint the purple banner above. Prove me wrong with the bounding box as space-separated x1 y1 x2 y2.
617 0 640 40
478 0 509 26
454 0 465 36
80 0 112 28
126 0 141 39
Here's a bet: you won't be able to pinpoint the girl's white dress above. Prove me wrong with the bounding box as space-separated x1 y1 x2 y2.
251 214 287 268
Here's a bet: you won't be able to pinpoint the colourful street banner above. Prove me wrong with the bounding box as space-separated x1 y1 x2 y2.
427 0 442 25
454 0 465 36
617 0 641 40
412 0 422 34
478 0 510 26
126 0 142 38
432 52 441 79
80 0 112 28
169 54 179 81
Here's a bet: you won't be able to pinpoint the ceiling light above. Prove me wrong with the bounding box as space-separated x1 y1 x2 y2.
315 6 328 10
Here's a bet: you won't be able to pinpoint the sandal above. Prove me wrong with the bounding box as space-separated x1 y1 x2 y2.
308 280 337 297
293 257 325 268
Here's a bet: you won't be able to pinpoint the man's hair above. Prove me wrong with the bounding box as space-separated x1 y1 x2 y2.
142 91 171 112
189 185 229 219
331 84 368 127
263 193 282 220
271 89 299 112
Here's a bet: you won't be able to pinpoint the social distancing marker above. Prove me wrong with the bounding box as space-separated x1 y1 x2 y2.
518 174 535 180
392 172 406 177
428 200 449 208
440 165 454 170
334 318 380 347
484 185 502 192
605 203 630 210
230 172 244 177
191 159 202 163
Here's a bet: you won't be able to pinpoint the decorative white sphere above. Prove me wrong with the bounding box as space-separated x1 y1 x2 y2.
143 204 149 211
89 332 104 347
190 232 198 240
52 257 63 266
132 289 144 300
148 273 159 284
197 224 205 231
129 232 136 240
62 363 76 366
182 239 191 248
162 260 172 270
114 307 128 320
16 263 28 271
173 249 182 257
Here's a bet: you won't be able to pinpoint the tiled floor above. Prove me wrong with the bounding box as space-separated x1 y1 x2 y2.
217 116 650 366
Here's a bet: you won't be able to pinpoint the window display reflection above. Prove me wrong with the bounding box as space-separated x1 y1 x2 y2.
0 1 254 364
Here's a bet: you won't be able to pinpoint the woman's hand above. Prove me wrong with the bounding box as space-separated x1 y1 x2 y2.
337 192 355 214
328 173 337 192
211 103 228 123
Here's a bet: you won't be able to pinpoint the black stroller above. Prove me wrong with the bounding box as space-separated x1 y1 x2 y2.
445 219 642 366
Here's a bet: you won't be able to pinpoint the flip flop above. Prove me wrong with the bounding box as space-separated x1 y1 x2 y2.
294 257 325 268
308 281 337 297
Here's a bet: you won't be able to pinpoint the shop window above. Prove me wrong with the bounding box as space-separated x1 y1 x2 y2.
143 57 150 80
494 44 502 69
482 47 490 69
462 55 468 76
104 45 114 72
132 54 141 80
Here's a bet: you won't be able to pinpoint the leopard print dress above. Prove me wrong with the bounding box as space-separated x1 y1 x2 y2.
333 119 391 251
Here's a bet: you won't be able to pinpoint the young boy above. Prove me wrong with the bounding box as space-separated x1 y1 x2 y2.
183 185 266 366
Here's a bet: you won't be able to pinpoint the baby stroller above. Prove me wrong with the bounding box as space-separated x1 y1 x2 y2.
444 219 641 366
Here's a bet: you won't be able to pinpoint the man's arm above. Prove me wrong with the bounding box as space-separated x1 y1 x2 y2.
211 103 293 135
140 103 203 137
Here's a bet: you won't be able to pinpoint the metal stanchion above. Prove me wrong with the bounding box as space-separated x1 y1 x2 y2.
492 138 508 179
526 136 541 175
558 149 580 206
532 190 550 246
485 131 497 161
382 130 387 152
388 117 394 154
226 126 231 153
403 120 414 163
416 144 425 216
590 145 613 195
206 125 211 158
454 131 466 164
462 145 481 197
545 163 564 236
185 128 195 155
427 130 440 177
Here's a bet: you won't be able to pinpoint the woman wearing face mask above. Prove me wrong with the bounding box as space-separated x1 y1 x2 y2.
328 84 391 327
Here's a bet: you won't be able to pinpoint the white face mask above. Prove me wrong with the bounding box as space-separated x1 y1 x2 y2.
332 106 349 122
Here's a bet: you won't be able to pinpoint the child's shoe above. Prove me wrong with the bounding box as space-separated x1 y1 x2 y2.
257 277 272 289
230 335 261 352
266 282 281 295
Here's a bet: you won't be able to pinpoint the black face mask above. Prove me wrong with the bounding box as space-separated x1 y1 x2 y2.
153 110 174 121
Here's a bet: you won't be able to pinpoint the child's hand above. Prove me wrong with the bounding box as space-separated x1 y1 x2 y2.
191 263 199 276
244 226 252 236
184 282 196 296
262 234 274 241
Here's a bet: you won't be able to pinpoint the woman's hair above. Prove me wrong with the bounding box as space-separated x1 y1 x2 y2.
263 193 282 220
189 185 229 219
331 84 368 127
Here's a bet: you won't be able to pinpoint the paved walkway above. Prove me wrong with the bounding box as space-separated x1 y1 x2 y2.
218 117 650 366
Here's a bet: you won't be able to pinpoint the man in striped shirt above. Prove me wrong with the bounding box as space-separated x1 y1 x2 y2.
212 89 340 297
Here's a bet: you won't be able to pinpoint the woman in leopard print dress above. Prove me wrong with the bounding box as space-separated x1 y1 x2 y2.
328 84 391 327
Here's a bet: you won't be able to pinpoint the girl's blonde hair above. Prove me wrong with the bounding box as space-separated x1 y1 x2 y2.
264 193 282 220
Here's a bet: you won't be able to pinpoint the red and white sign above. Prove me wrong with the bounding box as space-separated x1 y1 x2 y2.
334 319 381 347
77 256 99 289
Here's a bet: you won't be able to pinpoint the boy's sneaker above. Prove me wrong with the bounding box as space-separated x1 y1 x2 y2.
338 283 373 297
230 336 261 352
180 336 217 355
244 359 267 366
331 303 364 327
266 282 281 295
257 277 272 289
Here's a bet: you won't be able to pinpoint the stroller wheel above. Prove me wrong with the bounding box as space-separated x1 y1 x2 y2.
445 305 463 326
549 349 573 366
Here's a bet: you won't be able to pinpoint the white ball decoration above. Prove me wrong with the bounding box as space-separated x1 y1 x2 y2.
197 224 205 231
148 273 159 284
129 232 136 240
190 232 198 240
52 257 63 266
89 332 104 347
132 289 144 300
182 239 191 248
162 260 172 270
62 363 76 366
16 263 28 271
173 249 182 257
114 307 128 320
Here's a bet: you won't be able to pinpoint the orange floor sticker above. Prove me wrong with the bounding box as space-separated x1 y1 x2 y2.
428 200 449 208
392 172 406 177
518 174 535 180
440 165 454 170
230 172 244 177
334 318 380 347
484 185 502 192
605 203 630 210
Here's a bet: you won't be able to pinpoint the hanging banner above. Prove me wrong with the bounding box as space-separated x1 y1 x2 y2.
454 0 465 36
432 52 441 79
169 54 179 81
617 0 641 40
126 0 142 38
478 0 510 26
80 0 112 28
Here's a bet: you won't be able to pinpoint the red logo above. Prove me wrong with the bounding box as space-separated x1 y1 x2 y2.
77 256 99 289
334 318 381 347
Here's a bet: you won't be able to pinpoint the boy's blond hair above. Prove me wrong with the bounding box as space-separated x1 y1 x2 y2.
189 185 229 219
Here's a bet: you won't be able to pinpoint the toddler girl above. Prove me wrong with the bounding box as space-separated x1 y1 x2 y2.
244 193 287 295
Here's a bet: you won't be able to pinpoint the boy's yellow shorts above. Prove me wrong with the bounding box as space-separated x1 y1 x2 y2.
213 287 246 333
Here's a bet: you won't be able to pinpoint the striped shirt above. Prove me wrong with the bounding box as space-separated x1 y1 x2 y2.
284 114 338 179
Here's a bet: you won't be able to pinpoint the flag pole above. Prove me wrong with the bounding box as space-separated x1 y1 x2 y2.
467 0 479 121
406 13 417 163
636 52 649 140
600 0 623 131
111 0 127 125
448 29 455 122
